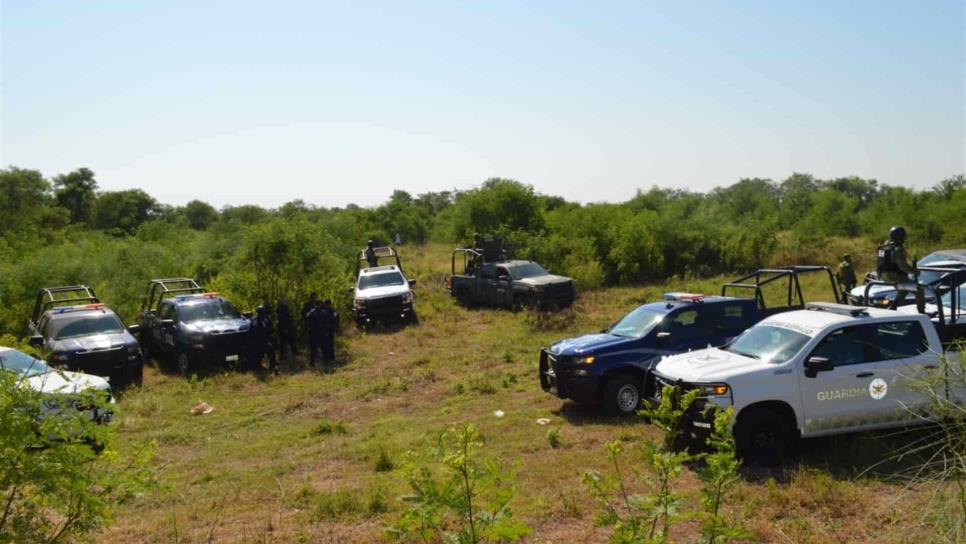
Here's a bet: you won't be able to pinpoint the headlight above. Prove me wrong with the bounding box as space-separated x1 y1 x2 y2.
696 383 730 397
188 333 205 342
50 352 70 362
577 355 595 365
402 292 413 304
354 299 365 310
127 344 140 355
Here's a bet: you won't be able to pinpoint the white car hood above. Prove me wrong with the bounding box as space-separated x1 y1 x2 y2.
356 284 409 300
24 369 111 395
186 319 250 334
654 348 773 382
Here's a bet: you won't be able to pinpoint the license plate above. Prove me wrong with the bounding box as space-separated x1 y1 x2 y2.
226 354 239 362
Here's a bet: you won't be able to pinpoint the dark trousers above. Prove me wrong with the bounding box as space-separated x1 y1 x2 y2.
251 342 278 372
278 329 297 359
321 333 335 362
308 336 321 365
891 283 925 313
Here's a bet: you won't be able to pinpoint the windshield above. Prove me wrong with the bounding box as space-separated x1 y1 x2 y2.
942 286 966 311
179 300 241 322
510 263 550 280
359 272 405 289
52 314 125 340
0 350 51 377
919 255 965 284
726 325 811 364
609 307 665 339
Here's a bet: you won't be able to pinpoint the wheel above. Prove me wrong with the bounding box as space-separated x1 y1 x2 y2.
132 363 144 387
734 408 793 467
456 289 473 307
176 350 191 376
604 375 642 416
408 311 420 325
512 295 531 312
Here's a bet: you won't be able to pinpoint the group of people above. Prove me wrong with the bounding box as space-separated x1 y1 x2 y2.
247 294 340 374
835 225 923 309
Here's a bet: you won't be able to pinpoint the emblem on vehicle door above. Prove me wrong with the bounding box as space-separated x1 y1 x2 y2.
869 378 888 400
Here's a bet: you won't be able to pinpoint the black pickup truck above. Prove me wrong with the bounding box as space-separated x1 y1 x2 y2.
137 278 250 375
449 242 575 310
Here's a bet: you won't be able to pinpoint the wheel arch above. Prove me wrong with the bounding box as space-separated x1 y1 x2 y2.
736 400 799 435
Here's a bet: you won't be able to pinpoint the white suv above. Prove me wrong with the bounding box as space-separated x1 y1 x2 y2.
352 265 416 327
651 302 962 465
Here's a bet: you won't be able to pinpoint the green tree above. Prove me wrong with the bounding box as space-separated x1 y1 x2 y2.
53 167 99 224
183 199 219 230
94 189 160 235
0 167 59 235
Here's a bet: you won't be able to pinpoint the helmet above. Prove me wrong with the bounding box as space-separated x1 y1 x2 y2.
889 226 907 243
256 305 269 315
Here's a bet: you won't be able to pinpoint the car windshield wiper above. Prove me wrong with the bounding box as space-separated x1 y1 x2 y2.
728 348 760 359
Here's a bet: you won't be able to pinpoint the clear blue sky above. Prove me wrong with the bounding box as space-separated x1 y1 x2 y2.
2 0 963 208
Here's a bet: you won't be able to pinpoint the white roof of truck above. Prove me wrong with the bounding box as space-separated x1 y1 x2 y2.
760 303 920 337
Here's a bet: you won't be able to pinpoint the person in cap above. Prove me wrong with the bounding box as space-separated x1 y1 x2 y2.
249 304 278 374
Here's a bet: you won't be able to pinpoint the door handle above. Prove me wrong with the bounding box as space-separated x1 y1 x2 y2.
856 372 874 378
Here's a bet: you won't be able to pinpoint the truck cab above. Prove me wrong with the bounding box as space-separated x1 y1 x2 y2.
138 278 250 375
652 303 962 465
353 265 416 327
28 286 143 389
540 266 842 415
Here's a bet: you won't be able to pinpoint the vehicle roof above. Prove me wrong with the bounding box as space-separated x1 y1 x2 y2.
922 250 966 262
167 294 227 306
639 296 747 312
43 306 117 320
761 304 918 334
500 260 538 267
359 265 403 275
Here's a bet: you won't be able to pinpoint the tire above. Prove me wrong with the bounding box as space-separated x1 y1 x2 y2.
456 289 473 307
604 375 642 416
176 350 191 376
132 363 144 387
409 311 419 325
734 408 793 467
512 295 529 312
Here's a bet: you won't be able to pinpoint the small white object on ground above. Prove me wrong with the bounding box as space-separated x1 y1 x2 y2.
536 418 551 425
493 410 505 418
191 401 214 415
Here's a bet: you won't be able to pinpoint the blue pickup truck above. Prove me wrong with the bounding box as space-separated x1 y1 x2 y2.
539 266 842 414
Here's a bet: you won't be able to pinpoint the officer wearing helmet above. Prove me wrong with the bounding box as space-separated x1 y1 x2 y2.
876 226 922 310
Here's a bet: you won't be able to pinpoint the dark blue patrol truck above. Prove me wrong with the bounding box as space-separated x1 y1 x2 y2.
539 266 843 414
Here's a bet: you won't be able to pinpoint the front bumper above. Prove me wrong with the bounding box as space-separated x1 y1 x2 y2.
354 298 414 323
60 348 142 388
539 349 600 404
646 371 733 443
187 332 248 365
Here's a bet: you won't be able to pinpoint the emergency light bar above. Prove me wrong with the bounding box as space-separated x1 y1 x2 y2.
663 292 705 303
52 303 106 314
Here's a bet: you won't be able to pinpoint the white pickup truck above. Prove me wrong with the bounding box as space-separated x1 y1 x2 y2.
649 302 963 465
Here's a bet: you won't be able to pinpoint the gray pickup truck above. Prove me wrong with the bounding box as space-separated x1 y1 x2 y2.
449 250 575 310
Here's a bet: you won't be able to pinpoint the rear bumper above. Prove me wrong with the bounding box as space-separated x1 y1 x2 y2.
539 349 599 404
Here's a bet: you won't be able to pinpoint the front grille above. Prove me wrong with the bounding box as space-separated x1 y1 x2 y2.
212 331 246 350
366 295 406 312
74 347 126 375
542 282 575 305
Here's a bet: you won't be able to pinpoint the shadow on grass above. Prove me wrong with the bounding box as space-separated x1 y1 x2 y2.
554 400 647 426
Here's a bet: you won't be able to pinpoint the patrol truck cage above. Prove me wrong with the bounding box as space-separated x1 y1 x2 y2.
862 265 966 344
141 278 206 313
31 285 101 326
721 265 844 315
356 246 403 277
451 237 512 276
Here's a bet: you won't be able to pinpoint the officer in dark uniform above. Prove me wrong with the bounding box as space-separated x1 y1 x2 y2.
319 299 339 364
365 240 378 268
305 299 323 367
876 226 922 310
836 253 857 296
249 304 278 374
276 296 297 361
301 292 317 341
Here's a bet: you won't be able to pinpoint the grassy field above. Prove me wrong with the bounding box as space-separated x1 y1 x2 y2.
104 243 948 543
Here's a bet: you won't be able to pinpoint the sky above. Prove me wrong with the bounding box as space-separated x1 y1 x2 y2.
1 0 964 208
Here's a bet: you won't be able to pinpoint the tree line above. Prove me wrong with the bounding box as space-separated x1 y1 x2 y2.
1 166 963 334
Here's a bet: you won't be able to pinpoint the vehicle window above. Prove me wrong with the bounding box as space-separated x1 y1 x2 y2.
942 286 966 311
178 300 242 322
716 304 748 336
0 349 50 377
726 325 810 364
809 326 867 367
663 309 711 340
159 303 175 320
609 307 665 339
39 317 50 338
510 263 549 279
872 321 927 360
496 267 511 280
51 314 125 340
481 264 496 280
359 272 405 289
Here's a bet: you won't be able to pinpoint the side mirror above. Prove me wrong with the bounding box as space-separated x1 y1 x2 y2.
127 324 140 335
408 278 417 287
804 356 834 378
161 319 175 328
29 335 44 347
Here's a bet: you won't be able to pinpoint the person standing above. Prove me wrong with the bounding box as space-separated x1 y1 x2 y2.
876 226 922 310
365 240 379 268
276 296 297 362
249 304 278 374
319 299 339 365
305 299 323 367
836 253 857 299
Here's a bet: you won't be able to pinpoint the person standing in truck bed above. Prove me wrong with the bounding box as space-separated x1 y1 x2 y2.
876 226 923 311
